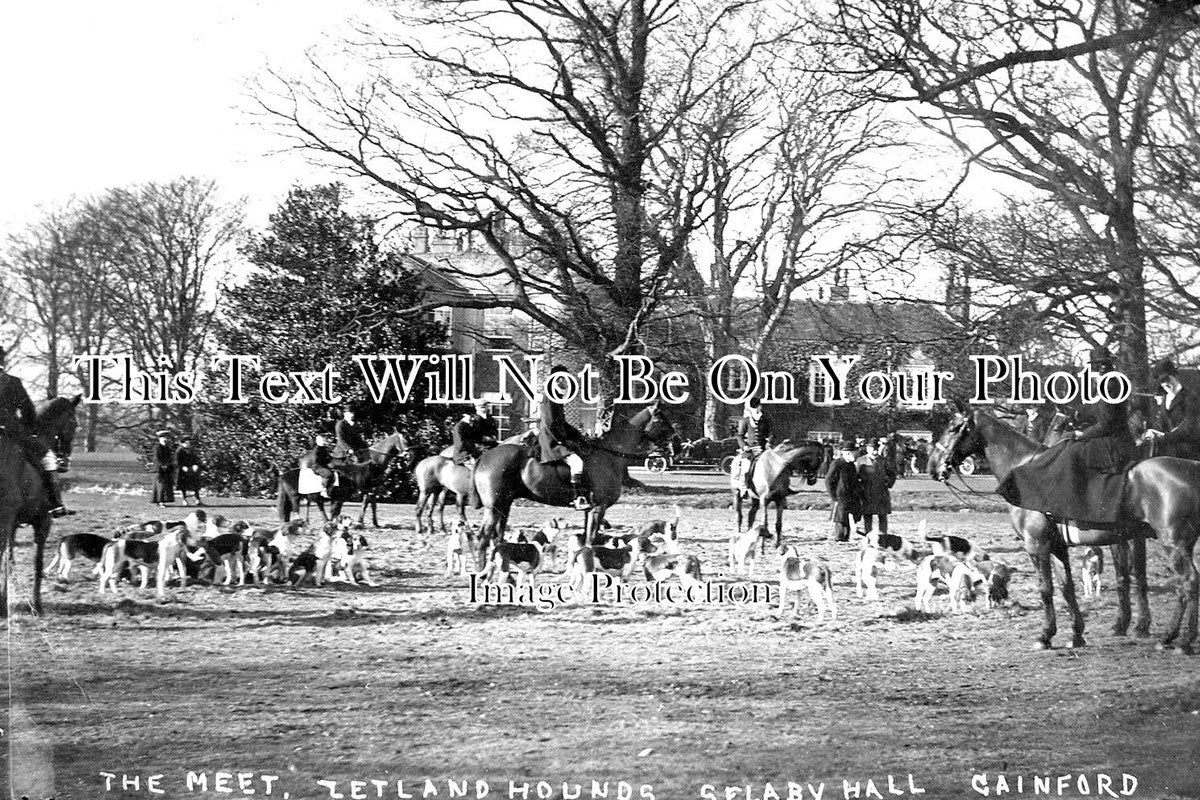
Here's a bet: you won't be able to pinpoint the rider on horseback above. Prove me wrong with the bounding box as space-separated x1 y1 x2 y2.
299 433 336 497
537 366 592 510
451 401 499 466
734 397 773 496
997 347 1135 524
452 401 499 508
332 406 369 463
0 346 74 517
1143 358 1200 460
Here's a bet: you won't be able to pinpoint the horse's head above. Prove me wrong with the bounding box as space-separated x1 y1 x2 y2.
775 439 825 486
608 402 676 453
928 408 984 482
38 395 81 472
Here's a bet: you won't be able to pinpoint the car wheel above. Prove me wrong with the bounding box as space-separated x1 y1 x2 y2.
720 455 736 475
959 456 976 476
645 455 668 474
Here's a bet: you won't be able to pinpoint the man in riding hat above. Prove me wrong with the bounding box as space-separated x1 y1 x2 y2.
1144 358 1200 460
997 347 1134 524
0 346 73 517
299 433 336 496
734 397 774 495
333 406 370 463
452 401 500 508
538 365 592 510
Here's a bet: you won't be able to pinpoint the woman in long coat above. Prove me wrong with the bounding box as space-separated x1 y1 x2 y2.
152 431 176 507
825 440 863 542
175 437 204 506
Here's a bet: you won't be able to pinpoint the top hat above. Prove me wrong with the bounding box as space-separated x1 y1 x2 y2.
747 397 762 409
838 440 856 451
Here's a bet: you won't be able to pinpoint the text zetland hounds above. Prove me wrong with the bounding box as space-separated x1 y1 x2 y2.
73 352 1132 408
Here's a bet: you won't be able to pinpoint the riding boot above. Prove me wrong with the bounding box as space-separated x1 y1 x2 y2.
42 471 75 517
571 475 592 510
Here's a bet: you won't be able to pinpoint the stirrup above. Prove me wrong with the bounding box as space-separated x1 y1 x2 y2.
573 495 593 511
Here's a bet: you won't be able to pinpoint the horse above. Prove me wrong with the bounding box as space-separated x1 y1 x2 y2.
732 440 825 545
467 404 674 570
0 395 81 616
413 453 473 539
276 432 409 526
929 408 1200 653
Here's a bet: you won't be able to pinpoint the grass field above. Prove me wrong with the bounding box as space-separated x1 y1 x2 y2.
3 465 1199 800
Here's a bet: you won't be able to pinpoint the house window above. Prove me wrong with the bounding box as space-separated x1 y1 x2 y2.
489 401 508 440
433 308 453 339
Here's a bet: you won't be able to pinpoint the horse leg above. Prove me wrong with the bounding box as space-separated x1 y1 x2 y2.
1052 539 1086 648
734 490 743 532
746 496 760 532
1029 549 1058 650
1110 540 1132 636
32 517 50 616
1157 537 1200 654
357 493 370 527
415 489 429 540
436 489 451 533
1131 536 1151 638
773 498 784 550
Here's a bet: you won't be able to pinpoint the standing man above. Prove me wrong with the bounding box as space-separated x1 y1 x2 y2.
856 439 897 535
299 433 336 496
175 436 204 507
734 397 773 495
826 440 863 542
333 406 370 463
538 366 592 510
152 430 176 508
0 346 73 516
1144 358 1200 460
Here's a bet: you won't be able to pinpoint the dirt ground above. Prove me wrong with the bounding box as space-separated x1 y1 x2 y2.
3 479 1200 800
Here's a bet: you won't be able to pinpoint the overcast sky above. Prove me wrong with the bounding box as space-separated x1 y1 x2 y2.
0 0 374 231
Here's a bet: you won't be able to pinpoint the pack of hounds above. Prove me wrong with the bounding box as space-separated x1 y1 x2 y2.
49 510 378 599
52 508 1107 618
443 508 1103 620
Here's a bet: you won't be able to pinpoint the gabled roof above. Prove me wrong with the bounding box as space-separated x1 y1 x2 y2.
402 252 519 304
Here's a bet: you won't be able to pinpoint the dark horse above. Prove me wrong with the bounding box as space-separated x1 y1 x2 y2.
930 408 1200 653
467 404 674 570
0 395 81 616
276 432 409 526
732 440 825 545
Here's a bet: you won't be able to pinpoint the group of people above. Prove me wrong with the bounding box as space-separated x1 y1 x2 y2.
152 431 204 507
825 438 897 542
293 365 594 509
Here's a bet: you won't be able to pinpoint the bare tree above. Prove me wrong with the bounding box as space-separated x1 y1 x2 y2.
659 39 907 435
252 0 796 403
86 178 245 430
827 0 1200 383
